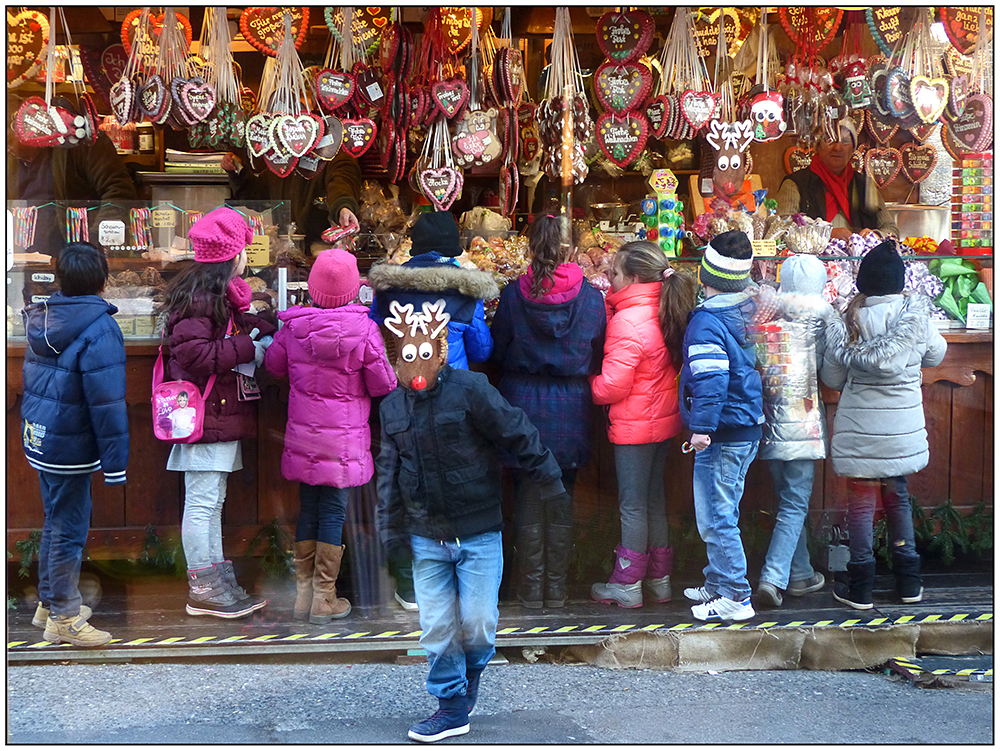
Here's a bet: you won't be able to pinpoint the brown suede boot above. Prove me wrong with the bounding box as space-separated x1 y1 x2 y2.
311 542 352 624
293 541 317 621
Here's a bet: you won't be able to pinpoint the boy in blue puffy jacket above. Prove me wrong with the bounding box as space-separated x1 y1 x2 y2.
678 230 764 623
21 242 128 647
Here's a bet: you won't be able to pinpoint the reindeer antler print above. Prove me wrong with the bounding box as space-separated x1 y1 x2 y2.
423 300 451 340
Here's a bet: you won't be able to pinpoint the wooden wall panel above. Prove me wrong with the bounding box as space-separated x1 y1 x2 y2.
949 377 986 508
984 377 993 504
909 382 953 505
122 402 180 527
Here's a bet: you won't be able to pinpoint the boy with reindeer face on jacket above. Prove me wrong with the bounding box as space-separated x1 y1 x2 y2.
375 298 566 743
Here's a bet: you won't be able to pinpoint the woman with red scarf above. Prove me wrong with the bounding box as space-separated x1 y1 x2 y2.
776 121 898 241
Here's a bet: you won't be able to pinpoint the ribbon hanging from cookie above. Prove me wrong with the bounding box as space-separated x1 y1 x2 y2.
418 113 463 212
451 8 501 170
653 7 716 141
747 10 786 143
189 8 244 150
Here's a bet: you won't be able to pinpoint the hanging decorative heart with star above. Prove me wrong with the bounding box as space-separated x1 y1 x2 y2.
595 112 649 168
595 61 652 115
595 10 654 65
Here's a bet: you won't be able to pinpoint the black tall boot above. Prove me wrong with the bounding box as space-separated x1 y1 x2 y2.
892 552 924 603
543 523 573 608
833 560 876 610
516 524 545 608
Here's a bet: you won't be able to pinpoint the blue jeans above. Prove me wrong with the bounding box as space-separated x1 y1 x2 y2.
760 460 817 589
37 472 93 617
846 476 919 566
411 532 503 701
614 441 670 552
692 441 758 601
296 483 350 545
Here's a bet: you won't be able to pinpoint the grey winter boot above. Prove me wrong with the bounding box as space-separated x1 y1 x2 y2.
186 566 259 619
216 560 267 613
590 545 649 608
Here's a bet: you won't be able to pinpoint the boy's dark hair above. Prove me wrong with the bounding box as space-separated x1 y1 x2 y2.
56 242 109 297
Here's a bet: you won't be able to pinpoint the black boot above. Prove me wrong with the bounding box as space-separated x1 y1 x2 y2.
516 524 545 608
543 523 573 608
892 552 924 603
833 560 876 610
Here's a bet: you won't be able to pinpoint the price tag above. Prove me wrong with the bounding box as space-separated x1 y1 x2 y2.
152 209 176 228
966 302 992 329
30 273 55 283
99 220 126 247
246 234 270 266
752 239 778 256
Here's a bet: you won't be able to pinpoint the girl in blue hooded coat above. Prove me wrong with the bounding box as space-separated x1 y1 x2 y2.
490 212 606 608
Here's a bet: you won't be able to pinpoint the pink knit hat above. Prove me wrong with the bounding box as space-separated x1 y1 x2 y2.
189 207 253 263
309 248 361 308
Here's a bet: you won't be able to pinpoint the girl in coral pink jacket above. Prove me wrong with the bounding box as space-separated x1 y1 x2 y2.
264 249 397 624
589 241 698 608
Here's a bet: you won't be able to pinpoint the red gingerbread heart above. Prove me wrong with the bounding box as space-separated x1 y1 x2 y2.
783 146 814 174
680 90 720 132
239 7 309 57
865 147 902 188
316 70 355 113
899 142 938 184
431 79 469 120
14 97 64 147
595 10 654 65
341 118 377 158
596 112 649 168
245 113 274 158
595 61 652 115
6 9 49 88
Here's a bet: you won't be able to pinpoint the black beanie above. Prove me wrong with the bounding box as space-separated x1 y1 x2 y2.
699 230 754 292
856 240 905 296
411 211 462 257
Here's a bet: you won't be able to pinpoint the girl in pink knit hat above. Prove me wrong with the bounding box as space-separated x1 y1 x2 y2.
263 248 397 623
158 206 277 619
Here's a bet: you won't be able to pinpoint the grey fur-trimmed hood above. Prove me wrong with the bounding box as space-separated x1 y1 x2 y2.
367 262 499 301
826 293 932 377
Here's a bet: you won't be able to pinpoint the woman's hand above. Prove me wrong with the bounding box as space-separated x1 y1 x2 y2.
830 227 852 241
221 153 242 173
339 208 360 230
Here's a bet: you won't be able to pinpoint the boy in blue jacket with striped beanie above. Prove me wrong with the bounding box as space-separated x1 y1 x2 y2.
679 230 765 623
21 242 129 647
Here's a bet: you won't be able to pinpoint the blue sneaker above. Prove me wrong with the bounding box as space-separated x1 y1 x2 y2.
691 595 755 622
408 698 470 743
465 670 482 714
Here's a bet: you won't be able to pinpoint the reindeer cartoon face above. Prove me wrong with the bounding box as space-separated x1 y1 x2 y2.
382 299 451 391
705 119 754 197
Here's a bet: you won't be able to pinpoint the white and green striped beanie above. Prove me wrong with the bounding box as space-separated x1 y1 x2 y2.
699 230 754 292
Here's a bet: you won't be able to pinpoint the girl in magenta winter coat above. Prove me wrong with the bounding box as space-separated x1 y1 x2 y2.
160 207 276 620
264 248 397 624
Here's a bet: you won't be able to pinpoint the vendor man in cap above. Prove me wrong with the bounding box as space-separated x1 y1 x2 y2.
776 119 898 242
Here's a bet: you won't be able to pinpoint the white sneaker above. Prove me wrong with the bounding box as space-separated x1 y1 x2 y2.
691 596 755 622
683 585 715 603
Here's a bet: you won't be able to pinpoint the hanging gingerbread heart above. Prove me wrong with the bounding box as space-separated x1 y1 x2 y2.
884 67 915 119
316 70 355 113
109 76 135 127
138 75 169 121
865 108 898 144
296 152 325 180
595 112 649 168
121 9 193 61
452 107 502 168
175 77 216 124
943 47 974 78
779 7 843 51
749 91 786 142
948 74 969 119
865 147 902 188
239 7 309 57
418 166 464 212
680 90 720 132
899 142 938 184
6 9 49 89
245 113 273 158
938 7 993 56
276 113 323 157
851 144 867 172
263 149 298 178
14 97 63 147
943 93 993 153
325 7 391 58
437 7 492 55
909 122 939 143
312 116 345 159
909 76 949 124
783 146 814 174
341 118 377 158
865 8 918 58
354 63 385 110
595 61 652 115
595 10 654 65
645 96 669 140
868 65 892 119
431 79 469 120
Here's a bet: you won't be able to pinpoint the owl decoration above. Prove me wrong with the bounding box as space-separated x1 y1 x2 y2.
705 119 754 197
749 91 787 143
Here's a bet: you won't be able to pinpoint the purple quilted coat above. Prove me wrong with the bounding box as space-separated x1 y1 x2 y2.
264 303 397 488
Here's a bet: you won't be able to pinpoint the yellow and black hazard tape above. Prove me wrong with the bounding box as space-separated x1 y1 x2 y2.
888 656 993 682
7 611 991 656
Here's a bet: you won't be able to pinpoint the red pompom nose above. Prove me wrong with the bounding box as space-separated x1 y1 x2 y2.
410 375 427 391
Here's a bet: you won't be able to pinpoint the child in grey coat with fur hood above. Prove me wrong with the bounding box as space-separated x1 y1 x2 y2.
822 241 947 611
753 254 838 608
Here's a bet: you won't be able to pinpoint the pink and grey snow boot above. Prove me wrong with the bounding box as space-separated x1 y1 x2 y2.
590 545 649 608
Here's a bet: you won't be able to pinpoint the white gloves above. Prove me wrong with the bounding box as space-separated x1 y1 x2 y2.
253 335 273 367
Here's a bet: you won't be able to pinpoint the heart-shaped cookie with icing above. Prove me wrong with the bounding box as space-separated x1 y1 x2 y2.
341 118 377 158
595 10 654 65
595 61 652 115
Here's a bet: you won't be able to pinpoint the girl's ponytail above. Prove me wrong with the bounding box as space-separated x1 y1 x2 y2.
843 292 868 344
527 211 576 299
658 265 698 366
